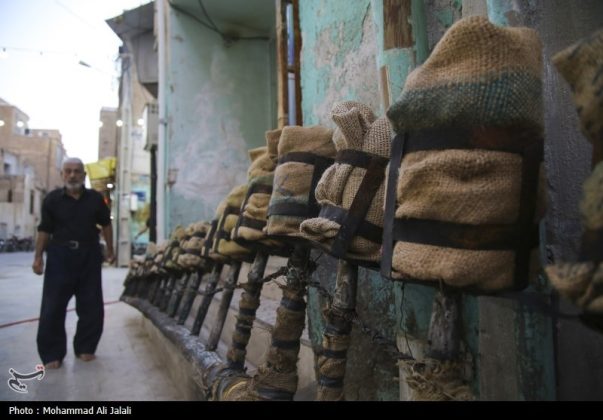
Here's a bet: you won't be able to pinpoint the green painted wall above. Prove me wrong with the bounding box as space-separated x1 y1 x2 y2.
300 0 381 126
300 0 449 401
300 0 566 401
164 7 276 232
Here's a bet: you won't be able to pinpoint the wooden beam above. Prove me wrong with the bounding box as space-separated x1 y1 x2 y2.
380 65 391 110
383 0 413 50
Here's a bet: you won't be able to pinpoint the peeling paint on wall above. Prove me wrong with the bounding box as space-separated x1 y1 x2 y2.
515 306 555 400
425 0 462 51
371 0 429 115
296 0 603 400
300 0 381 126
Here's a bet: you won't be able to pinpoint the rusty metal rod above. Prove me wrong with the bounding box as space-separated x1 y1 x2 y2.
147 274 161 303
167 272 191 317
177 264 210 325
225 250 269 370
191 263 224 336
132 276 148 298
159 275 177 312
206 261 243 351
426 290 461 361
248 245 311 401
140 275 155 301
398 289 469 401
151 276 167 306
121 275 137 297
315 260 358 401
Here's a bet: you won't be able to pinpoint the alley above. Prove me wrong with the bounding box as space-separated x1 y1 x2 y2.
0 251 185 401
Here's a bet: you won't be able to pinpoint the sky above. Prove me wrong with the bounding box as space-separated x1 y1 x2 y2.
0 0 151 164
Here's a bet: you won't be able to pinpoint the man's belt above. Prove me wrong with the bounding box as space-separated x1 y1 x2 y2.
50 240 97 250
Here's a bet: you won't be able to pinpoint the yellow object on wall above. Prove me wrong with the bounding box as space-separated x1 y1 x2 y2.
85 157 116 180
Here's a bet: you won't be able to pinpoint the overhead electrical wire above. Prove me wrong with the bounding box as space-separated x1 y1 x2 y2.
0 45 78 57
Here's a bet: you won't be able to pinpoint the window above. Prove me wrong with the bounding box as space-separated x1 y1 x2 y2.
30 190 34 214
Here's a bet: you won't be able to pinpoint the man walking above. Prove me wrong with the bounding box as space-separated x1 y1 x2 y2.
32 158 114 369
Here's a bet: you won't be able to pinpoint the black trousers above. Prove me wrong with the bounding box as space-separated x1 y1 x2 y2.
37 243 104 364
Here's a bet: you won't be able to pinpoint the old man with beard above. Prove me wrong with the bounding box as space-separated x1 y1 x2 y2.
32 157 114 369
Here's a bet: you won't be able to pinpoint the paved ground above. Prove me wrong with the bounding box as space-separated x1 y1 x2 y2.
0 251 186 401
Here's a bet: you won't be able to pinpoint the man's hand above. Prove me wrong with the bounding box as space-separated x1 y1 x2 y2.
105 249 115 265
32 256 44 275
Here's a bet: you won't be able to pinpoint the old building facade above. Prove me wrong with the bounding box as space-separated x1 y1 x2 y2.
0 98 64 241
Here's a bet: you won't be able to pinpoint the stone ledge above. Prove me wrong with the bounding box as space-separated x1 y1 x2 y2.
123 294 317 400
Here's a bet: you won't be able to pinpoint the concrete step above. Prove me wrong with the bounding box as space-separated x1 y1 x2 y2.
145 257 317 400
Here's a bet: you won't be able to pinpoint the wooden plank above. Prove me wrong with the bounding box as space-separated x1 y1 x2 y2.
383 0 413 50
380 65 391 110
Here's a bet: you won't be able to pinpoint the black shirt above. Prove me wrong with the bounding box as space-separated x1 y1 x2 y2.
37 187 111 243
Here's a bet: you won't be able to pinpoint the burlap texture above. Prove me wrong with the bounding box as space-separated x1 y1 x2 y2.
156 240 168 253
237 177 283 247
201 219 219 261
177 253 202 269
581 162 603 230
315 387 344 401
400 359 474 401
545 33 603 314
386 16 544 290
170 225 186 241
213 184 252 259
249 365 298 400
552 29 603 145
387 16 543 133
237 146 269 243
266 125 335 238
183 223 195 239
317 333 350 384
153 252 163 265
247 129 279 179
266 290 306 368
226 283 261 366
586 265 603 313
300 101 392 262
236 129 282 246
392 243 514 290
395 150 522 224
545 163 603 314
162 227 185 273
177 222 208 269
177 228 207 269
247 147 268 176
547 262 603 315
184 236 204 252
315 332 351 400
145 242 157 258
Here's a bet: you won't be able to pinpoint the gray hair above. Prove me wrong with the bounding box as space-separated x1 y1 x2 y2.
62 157 85 171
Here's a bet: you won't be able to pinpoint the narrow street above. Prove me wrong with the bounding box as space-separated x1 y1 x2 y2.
0 251 185 401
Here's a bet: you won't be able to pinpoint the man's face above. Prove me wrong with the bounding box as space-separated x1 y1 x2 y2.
61 162 86 191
